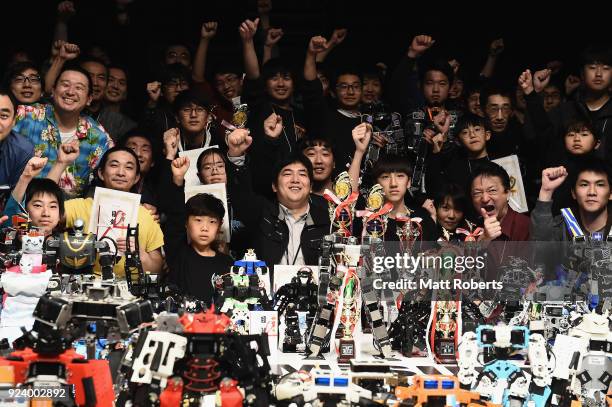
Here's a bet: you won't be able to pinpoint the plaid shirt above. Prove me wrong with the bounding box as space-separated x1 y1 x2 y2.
13 103 113 198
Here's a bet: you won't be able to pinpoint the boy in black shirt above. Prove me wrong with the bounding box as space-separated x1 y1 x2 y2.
164 156 234 303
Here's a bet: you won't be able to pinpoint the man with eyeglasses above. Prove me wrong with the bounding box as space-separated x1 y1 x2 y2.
4 62 43 105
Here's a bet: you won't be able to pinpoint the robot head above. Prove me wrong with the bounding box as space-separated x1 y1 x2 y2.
297 267 313 285
22 234 44 254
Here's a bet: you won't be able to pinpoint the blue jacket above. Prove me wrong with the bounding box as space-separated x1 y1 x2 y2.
0 130 34 188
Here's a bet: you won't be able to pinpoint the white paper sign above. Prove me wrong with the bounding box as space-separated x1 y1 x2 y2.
492 154 528 213
89 187 140 252
184 183 231 243
178 145 219 187
249 310 279 363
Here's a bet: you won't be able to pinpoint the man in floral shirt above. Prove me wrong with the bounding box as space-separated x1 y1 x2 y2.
13 65 112 198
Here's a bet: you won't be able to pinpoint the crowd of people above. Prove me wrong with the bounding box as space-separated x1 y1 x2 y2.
1 1 611 303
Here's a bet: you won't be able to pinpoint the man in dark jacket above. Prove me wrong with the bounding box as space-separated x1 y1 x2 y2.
225 128 330 269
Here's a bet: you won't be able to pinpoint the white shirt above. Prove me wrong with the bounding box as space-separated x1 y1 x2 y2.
278 203 310 266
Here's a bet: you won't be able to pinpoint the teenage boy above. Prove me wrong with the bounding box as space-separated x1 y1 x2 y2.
531 159 612 241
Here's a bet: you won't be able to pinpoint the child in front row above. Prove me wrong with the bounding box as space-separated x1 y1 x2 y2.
164 156 234 303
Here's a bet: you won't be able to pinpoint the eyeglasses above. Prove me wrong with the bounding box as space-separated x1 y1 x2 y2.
166 80 189 89
201 162 225 173
485 105 512 115
336 83 361 92
471 188 500 198
180 106 207 116
13 75 41 85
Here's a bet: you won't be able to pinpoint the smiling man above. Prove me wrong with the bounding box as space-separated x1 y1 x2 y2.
13 65 112 198
59 146 164 279
0 89 33 192
225 128 330 267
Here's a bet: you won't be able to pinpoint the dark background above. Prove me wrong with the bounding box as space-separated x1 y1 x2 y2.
2 0 610 91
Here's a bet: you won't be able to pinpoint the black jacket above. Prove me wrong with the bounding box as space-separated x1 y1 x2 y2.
525 91 612 169
227 159 331 268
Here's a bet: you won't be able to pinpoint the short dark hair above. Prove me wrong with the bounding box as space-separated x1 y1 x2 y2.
120 129 159 162
571 157 611 189
455 112 488 135
418 58 454 85
479 84 513 112
78 56 109 75
434 183 469 214
196 147 227 175
262 58 294 82
2 61 42 89
332 68 362 90
173 89 211 116
97 146 141 175
160 63 192 86
186 193 225 221
564 119 597 139
0 87 19 115
298 137 336 158
54 64 94 96
108 64 129 81
469 161 511 192
25 178 66 233
272 154 314 186
212 60 243 78
580 45 612 68
372 155 412 179
362 65 385 83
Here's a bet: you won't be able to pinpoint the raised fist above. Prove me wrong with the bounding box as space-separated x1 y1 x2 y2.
265 28 284 47
57 141 80 165
163 128 180 159
541 166 568 194
146 81 162 103
565 75 581 96
226 128 252 157
171 156 190 184
329 28 348 45
352 122 372 153
408 35 435 58
22 157 49 179
489 38 504 56
533 69 552 93
518 70 534 95
57 1 75 21
59 43 80 61
239 18 259 42
263 113 283 139
308 36 329 55
201 22 218 40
